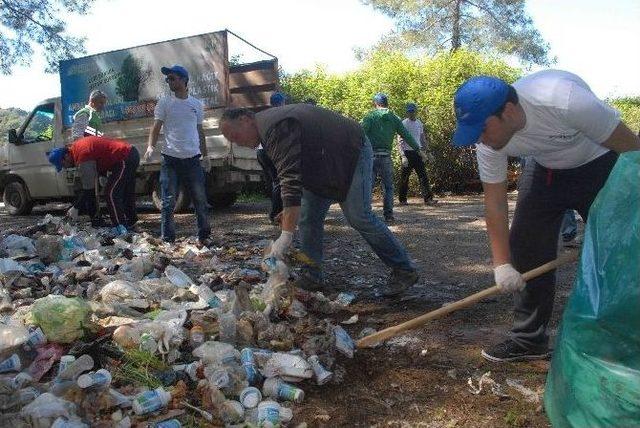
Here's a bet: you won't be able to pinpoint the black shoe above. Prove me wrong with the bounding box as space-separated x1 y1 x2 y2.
384 216 396 224
382 269 419 297
398 201 408 206
481 339 551 363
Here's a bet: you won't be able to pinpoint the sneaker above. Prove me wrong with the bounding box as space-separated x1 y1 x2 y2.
292 272 325 292
481 339 551 363
382 268 419 297
198 237 218 248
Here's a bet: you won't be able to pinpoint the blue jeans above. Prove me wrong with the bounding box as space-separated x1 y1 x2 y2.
160 154 211 242
372 154 394 219
299 139 415 280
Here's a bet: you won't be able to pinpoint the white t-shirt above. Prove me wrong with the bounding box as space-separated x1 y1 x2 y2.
399 118 424 152
476 70 620 183
154 95 204 159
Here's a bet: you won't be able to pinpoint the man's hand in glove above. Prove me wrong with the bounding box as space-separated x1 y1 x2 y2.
494 263 525 293
269 230 293 259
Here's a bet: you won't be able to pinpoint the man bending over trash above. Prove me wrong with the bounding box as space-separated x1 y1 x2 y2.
48 136 140 232
220 104 419 296
452 70 640 363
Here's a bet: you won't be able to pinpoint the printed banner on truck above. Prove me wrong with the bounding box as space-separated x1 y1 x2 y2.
59 31 228 127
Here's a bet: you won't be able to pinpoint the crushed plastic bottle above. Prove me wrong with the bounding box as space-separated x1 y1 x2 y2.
164 265 194 288
132 387 171 415
76 369 112 389
262 377 305 403
263 352 313 382
308 355 333 385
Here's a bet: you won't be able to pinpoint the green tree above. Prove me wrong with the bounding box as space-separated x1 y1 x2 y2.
116 55 150 102
360 0 553 66
0 0 98 74
0 107 28 143
609 97 640 134
282 49 520 193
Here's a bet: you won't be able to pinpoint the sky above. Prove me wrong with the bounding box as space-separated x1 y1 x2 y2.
0 0 639 111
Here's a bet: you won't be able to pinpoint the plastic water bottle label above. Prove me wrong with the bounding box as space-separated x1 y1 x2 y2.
135 390 166 414
0 354 21 373
154 419 181 428
207 295 222 308
25 327 47 349
278 383 299 401
240 348 261 383
258 404 280 425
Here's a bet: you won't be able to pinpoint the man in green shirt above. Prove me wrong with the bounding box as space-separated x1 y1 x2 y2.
71 90 107 140
362 93 420 222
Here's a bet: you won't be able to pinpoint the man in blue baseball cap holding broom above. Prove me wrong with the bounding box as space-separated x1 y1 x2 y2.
452 70 640 363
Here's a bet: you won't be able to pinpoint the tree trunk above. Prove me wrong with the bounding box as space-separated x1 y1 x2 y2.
451 0 462 51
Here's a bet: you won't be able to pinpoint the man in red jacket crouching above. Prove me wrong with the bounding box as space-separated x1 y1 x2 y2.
48 136 140 231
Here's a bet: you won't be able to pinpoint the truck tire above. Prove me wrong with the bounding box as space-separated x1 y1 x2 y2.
152 179 191 213
3 181 35 215
208 192 238 209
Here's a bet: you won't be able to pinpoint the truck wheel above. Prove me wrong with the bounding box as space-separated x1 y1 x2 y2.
151 179 191 213
208 192 238 209
3 181 35 215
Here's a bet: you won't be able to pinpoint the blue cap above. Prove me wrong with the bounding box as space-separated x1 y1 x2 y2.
48 147 68 172
373 93 388 106
452 76 510 147
406 103 417 113
270 92 286 107
161 65 189 81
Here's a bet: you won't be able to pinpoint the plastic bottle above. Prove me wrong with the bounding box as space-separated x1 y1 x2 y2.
58 355 76 375
58 354 94 380
164 265 194 288
257 400 280 428
11 372 33 389
154 420 181 428
239 386 262 408
77 369 112 389
24 326 47 350
240 348 262 385
262 377 305 403
334 325 355 358
208 367 231 388
0 386 40 410
308 355 333 385
172 361 200 381
132 387 171 415
190 325 205 348
263 352 313 381
218 312 237 344
189 284 223 309
51 417 89 428
0 353 21 373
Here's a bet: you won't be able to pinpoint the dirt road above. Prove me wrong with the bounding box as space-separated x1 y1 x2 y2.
0 194 579 427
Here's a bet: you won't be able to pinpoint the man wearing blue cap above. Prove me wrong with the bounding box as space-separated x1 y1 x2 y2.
144 65 212 245
397 103 437 205
362 93 421 222
453 70 640 362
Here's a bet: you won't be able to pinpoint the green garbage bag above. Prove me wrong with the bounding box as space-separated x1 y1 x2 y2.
29 295 91 343
545 152 640 427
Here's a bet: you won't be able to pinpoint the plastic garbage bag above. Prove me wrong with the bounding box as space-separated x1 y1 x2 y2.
545 153 640 427
1 234 36 257
0 258 29 274
29 295 91 343
21 392 77 426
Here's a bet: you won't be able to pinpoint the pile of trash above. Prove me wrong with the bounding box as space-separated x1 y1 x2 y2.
0 215 358 427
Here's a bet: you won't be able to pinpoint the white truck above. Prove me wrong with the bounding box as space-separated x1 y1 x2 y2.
0 30 278 215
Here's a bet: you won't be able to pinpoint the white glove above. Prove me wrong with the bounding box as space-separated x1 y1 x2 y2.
201 157 212 173
143 146 155 162
269 231 293 259
494 263 525 293
66 206 79 221
401 156 408 168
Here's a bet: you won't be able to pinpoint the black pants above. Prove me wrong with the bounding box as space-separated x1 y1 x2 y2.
256 148 283 221
105 147 140 228
510 151 618 350
398 150 433 202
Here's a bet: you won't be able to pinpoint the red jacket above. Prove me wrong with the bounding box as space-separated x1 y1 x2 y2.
69 136 131 174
